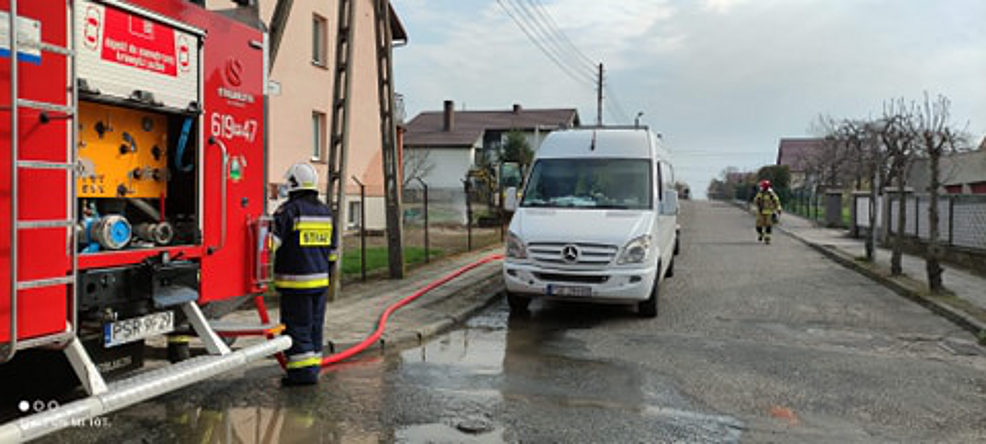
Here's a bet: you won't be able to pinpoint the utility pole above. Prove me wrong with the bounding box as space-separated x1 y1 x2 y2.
326 0 356 300
268 0 294 65
374 0 405 278
596 63 603 126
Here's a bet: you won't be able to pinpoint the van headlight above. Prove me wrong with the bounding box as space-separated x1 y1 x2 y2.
617 235 651 264
506 231 527 259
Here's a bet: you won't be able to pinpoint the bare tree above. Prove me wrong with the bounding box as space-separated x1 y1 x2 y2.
402 148 435 189
879 99 918 275
839 118 886 261
910 93 966 292
806 115 855 192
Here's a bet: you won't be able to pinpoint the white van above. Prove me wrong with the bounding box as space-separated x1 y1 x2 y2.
502 127 678 317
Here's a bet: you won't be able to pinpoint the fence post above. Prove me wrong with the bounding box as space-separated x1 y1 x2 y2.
812 190 818 221
498 180 505 242
797 189 802 216
464 179 473 251
352 176 366 282
948 195 954 246
914 195 920 238
415 178 430 263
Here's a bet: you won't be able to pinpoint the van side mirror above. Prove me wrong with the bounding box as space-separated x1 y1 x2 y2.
660 190 678 216
504 187 519 212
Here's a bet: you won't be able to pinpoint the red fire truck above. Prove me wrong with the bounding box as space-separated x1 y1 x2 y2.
0 0 288 439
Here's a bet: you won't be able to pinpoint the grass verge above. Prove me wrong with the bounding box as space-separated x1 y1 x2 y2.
341 246 443 276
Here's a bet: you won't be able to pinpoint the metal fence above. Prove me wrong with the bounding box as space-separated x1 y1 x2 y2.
854 193 986 252
401 182 503 256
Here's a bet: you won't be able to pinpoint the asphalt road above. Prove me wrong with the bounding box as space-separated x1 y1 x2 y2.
41 200 986 443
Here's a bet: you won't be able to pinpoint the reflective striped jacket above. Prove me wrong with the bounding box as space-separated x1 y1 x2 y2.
754 190 782 215
272 193 337 291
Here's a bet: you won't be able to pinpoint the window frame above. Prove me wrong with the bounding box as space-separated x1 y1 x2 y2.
311 111 326 161
312 14 327 66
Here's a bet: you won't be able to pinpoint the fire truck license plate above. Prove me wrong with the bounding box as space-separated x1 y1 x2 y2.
104 311 175 348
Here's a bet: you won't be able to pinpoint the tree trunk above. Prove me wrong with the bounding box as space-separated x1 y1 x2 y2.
926 153 944 291
891 171 906 276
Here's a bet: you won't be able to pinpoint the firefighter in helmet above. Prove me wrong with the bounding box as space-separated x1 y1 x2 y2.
272 162 337 386
754 179 782 244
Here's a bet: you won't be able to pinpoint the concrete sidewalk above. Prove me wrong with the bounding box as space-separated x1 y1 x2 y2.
225 244 506 357
773 210 986 337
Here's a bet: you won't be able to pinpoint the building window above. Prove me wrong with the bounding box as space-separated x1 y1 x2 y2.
312 111 326 161
312 15 327 66
348 200 362 228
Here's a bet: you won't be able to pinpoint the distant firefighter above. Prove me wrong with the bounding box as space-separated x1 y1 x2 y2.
754 180 782 244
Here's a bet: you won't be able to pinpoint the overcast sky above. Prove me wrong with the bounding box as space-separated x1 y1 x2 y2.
392 0 986 198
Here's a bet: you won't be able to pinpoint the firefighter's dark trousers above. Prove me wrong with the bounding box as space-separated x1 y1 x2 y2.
280 288 327 383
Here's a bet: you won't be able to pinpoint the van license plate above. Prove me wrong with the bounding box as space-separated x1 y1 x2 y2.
547 284 591 297
104 311 175 348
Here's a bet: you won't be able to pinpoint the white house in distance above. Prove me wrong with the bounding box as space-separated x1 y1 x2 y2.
402 100 580 190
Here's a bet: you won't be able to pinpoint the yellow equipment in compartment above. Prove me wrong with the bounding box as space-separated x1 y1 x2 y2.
78 101 169 198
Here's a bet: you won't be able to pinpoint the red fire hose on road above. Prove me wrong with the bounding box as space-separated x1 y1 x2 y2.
256 253 504 370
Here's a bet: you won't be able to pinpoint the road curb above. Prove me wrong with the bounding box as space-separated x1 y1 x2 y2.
730 201 986 337
325 268 506 357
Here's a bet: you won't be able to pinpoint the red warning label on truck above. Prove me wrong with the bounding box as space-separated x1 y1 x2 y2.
99 6 177 76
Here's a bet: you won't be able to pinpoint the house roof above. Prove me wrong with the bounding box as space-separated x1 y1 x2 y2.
776 138 825 172
390 4 408 43
908 148 986 191
403 107 580 148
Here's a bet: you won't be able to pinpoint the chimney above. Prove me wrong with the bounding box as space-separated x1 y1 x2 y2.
443 100 454 132
512 103 522 114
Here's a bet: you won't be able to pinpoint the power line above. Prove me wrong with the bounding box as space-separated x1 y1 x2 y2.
518 0 596 73
603 83 631 124
496 0 596 87
527 0 596 68
502 0 596 83
499 0 640 127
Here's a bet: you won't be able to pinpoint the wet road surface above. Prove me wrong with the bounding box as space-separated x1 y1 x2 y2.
40 201 986 442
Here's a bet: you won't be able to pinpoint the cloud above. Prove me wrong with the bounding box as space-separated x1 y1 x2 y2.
393 0 986 198
703 0 750 14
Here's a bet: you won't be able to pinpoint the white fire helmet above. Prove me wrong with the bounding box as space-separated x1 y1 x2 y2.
283 162 319 194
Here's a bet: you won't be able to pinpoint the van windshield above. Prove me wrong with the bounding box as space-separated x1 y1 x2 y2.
521 158 652 209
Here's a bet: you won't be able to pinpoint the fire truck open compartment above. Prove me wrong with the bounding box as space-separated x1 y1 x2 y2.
75 99 201 254
74 0 204 256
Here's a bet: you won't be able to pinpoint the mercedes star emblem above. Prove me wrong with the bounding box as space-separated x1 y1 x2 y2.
561 245 579 263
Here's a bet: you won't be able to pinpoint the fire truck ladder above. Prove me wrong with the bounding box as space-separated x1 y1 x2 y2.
326 0 356 300
2 0 80 366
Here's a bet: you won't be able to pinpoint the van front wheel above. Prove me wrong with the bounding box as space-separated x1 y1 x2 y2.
507 292 531 313
638 276 659 318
